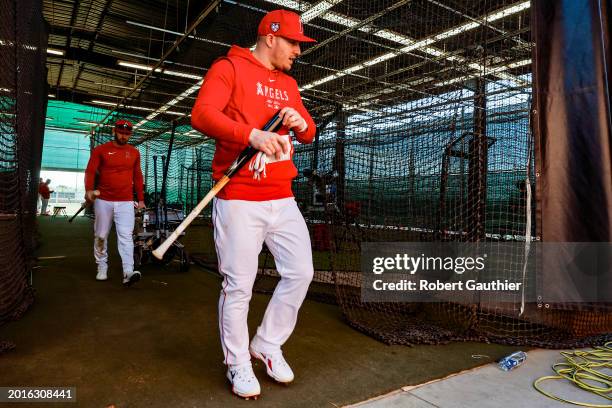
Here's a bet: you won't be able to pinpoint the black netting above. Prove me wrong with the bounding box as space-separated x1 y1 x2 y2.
0 0 48 332
84 0 610 348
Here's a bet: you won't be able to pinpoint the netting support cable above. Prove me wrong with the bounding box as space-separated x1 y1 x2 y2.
520 100 535 316
335 108 347 214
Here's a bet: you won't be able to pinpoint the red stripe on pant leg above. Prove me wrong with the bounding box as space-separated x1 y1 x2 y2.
220 279 229 366
213 200 231 367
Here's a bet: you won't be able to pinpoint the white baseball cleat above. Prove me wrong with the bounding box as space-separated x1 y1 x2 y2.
250 346 294 384
227 363 261 399
122 270 141 287
96 267 108 281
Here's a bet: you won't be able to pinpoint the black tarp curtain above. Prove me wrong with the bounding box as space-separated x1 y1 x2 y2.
532 0 612 305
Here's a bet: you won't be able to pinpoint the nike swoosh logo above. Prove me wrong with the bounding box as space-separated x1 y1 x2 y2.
269 79 276 82
108 152 116 155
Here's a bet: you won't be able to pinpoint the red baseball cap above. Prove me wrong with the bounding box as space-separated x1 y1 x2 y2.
114 119 133 133
257 10 316 43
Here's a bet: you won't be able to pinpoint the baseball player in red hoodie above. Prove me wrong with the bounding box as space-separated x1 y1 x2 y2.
191 9 316 399
84 119 145 287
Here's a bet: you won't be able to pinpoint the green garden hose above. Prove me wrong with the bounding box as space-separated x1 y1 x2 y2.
533 342 612 407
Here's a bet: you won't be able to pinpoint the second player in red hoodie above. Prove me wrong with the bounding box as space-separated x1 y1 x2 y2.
191 9 316 400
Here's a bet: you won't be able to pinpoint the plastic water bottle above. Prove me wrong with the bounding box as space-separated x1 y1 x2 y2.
497 351 527 371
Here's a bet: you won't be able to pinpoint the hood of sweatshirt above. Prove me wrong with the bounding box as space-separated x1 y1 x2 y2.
227 45 281 74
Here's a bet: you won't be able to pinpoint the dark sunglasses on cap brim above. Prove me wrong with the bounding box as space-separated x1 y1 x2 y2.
115 124 133 132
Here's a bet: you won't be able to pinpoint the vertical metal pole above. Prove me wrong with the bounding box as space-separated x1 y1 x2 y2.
468 77 488 242
335 108 347 215
196 148 202 202
408 139 415 221
144 142 149 194
153 155 159 234
367 130 374 225
178 164 184 211
160 121 176 203
161 155 168 232
190 167 195 212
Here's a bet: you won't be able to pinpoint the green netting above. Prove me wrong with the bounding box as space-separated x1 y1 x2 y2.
45 100 110 133
41 129 91 171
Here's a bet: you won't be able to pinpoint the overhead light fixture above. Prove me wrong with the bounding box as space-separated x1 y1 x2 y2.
134 80 202 129
433 59 532 87
164 110 186 116
47 48 64 56
118 60 202 80
163 70 201 80
48 94 56 98
301 0 343 23
506 59 532 69
126 20 231 48
77 120 113 127
91 100 155 112
487 2 531 20
118 61 153 71
90 100 186 120
264 0 530 91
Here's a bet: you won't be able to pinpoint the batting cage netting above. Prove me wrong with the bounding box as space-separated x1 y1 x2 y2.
81 0 610 348
0 0 48 346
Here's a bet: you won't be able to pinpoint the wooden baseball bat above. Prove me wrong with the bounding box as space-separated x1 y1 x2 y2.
152 111 283 259
68 190 99 223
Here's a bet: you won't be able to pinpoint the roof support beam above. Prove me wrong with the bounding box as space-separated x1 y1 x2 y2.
95 0 223 128
55 0 81 92
71 0 113 93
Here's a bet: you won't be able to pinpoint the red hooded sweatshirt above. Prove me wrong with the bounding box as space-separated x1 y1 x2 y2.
191 45 316 201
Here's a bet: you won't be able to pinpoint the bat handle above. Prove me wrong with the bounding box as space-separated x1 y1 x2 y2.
69 190 99 223
152 111 283 259
68 203 86 223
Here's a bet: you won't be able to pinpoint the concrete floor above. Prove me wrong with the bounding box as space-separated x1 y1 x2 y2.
348 348 611 407
1 217 526 407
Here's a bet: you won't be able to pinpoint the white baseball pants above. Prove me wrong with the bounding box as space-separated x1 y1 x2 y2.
93 199 135 274
213 197 314 366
